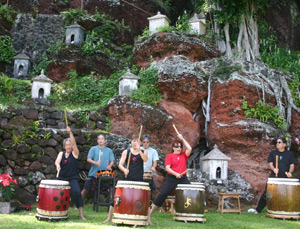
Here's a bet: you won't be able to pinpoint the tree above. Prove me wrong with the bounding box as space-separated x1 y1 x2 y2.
203 0 267 61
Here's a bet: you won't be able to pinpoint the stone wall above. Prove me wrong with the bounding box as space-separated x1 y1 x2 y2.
6 13 65 76
0 100 120 204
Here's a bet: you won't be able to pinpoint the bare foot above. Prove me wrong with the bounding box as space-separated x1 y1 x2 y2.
104 218 111 223
80 216 86 220
147 219 152 225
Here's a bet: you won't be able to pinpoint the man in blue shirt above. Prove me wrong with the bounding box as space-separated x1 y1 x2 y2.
141 134 159 191
81 134 115 198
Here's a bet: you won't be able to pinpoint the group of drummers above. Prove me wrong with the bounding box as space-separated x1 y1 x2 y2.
54 126 297 224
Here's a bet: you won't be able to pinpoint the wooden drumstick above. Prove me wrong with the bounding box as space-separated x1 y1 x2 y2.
180 170 187 175
64 110 68 127
275 155 278 177
138 125 143 140
173 124 180 135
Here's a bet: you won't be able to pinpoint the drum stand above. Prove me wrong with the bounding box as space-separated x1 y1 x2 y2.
93 175 115 212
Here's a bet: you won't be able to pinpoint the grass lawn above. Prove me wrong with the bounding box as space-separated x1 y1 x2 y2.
0 204 299 229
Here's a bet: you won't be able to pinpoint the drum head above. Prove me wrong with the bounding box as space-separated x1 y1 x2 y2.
40 180 70 186
176 184 205 191
267 178 300 185
116 180 150 190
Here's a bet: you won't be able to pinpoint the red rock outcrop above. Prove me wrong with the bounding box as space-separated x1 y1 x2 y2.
133 32 220 68
154 55 208 112
47 48 123 82
207 78 293 193
107 96 201 154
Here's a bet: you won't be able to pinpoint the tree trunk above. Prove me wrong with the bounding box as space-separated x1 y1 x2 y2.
224 23 232 58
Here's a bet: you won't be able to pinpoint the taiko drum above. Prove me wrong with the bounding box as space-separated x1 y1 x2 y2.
174 183 206 222
36 180 70 221
112 180 150 226
266 178 300 219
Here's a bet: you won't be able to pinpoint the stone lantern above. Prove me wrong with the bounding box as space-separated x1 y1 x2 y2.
201 144 231 180
189 12 206 35
119 69 140 96
31 70 53 99
148 12 170 34
65 22 85 45
13 52 30 78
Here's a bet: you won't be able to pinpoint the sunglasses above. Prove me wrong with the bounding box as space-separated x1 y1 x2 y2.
142 141 149 143
173 145 182 148
276 141 283 144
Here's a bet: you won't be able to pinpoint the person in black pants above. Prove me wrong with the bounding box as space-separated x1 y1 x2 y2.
253 137 296 214
104 134 148 222
55 126 86 220
147 133 192 225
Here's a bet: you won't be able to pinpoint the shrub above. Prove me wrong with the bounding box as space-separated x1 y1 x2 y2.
241 100 287 130
131 67 162 105
0 35 15 63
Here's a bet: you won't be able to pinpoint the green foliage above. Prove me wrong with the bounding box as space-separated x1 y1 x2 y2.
0 4 17 23
212 59 241 79
0 35 15 63
30 40 68 76
105 117 112 132
0 73 31 105
259 21 300 107
76 110 90 124
22 121 52 141
49 70 122 108
131 67 162 105
241 100 287 130
175 11 191 33
60 9 88 25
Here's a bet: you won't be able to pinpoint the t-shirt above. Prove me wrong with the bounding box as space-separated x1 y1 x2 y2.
141 146 159 172
267 149 296 178
165 151 189 175
87 146 115 178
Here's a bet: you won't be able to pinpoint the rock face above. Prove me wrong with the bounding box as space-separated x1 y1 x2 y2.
133 32 220 68
9 0 165 43
152 55 208 112
47 48 123 82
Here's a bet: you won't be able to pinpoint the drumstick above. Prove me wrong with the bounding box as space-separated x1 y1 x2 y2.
173 124 180 135
125 152 131 178
64 110 68 127
180 170 187 175
275 155 278 177
138 125 143 140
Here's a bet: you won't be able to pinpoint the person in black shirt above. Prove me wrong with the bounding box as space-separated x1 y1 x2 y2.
252 137 296 214
104 134 148 222
55 126 86 220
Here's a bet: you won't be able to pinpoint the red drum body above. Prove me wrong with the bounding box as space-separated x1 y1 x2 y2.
36 180 70 221
112 181 150 226
266 178 300 219
174 183 206 222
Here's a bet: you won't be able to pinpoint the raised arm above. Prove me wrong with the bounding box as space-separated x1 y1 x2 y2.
67 126 79 158
177 134 192 157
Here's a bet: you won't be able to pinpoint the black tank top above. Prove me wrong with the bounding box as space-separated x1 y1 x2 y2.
59 151 78 180
123 148 144 181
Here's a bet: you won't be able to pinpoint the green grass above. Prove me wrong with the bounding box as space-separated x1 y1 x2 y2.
1 204 300 228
